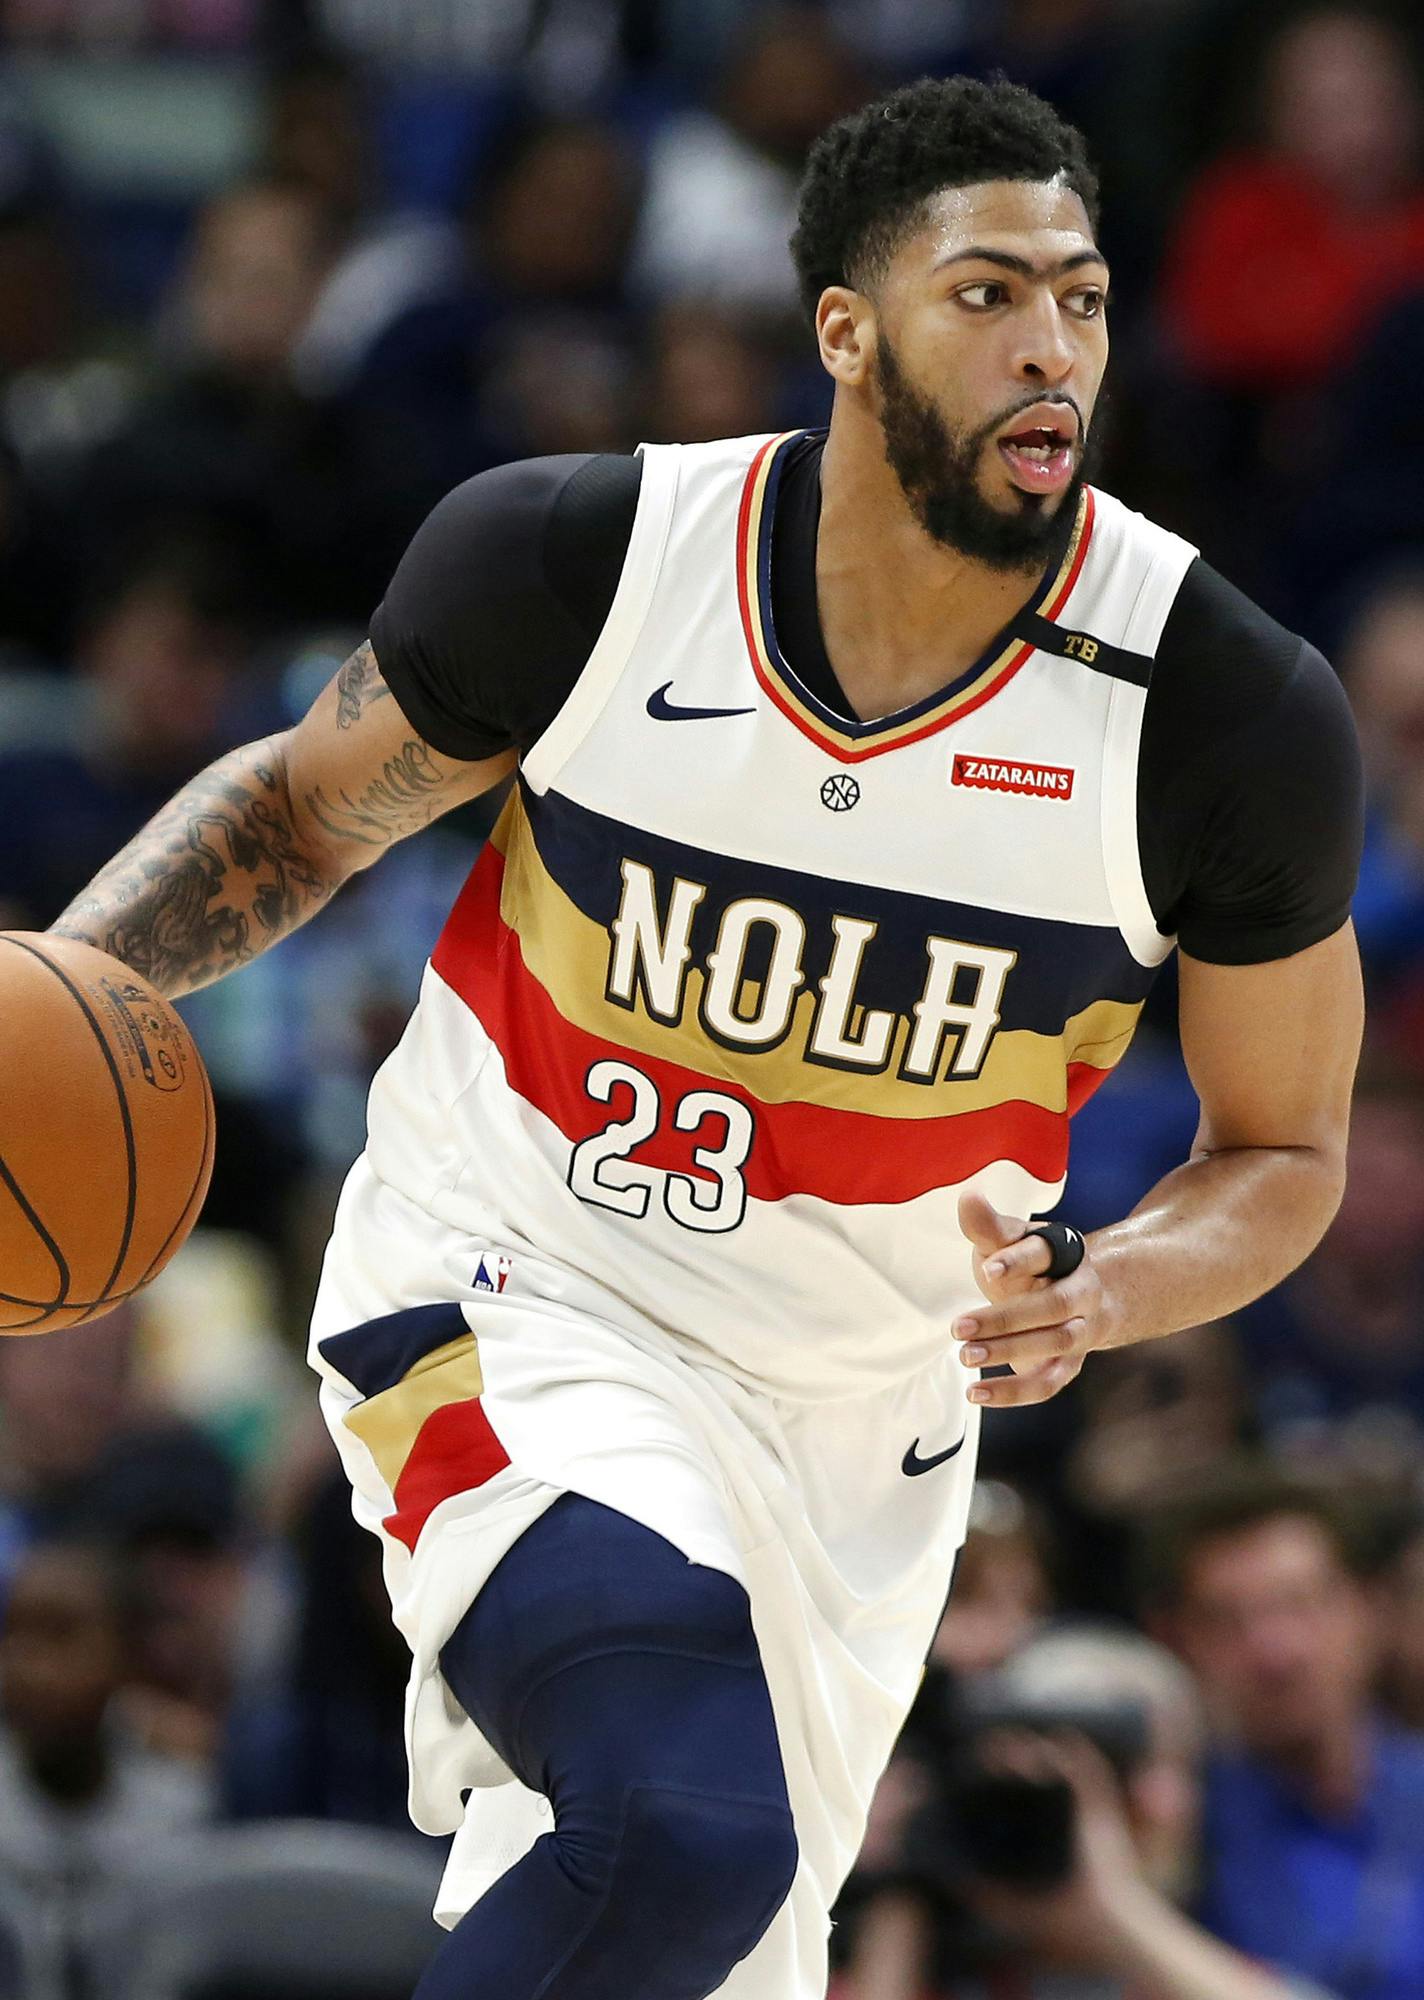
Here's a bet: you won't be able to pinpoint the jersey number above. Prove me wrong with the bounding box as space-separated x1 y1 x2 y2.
568 1060 753 1234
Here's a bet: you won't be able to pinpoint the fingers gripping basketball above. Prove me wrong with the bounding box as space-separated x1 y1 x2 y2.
0 933 214 1333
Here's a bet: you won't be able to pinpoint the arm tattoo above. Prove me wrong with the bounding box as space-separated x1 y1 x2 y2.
52 744 335 997
303 738 447 849
335 641 394 730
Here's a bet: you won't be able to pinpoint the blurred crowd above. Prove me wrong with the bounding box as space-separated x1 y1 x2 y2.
1 1 1424 1996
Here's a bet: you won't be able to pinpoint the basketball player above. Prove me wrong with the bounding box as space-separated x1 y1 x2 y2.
53 77 1363 2000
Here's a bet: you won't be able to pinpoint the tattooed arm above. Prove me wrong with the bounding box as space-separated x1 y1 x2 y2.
50 643 516 999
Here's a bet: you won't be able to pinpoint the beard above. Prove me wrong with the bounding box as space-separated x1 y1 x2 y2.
875 331 1098 573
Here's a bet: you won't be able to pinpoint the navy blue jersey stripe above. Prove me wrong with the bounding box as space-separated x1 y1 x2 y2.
516 779 1157 1032
318 1302 470 1400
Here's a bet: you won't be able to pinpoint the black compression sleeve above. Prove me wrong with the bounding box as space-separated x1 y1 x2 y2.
367 453 642 761
1138 561 1364 964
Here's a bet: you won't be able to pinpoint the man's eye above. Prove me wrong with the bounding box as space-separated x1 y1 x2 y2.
1066 288 1107 318
955 282 1008 310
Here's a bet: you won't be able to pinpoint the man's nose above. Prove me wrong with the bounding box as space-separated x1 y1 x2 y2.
1013 294 1075 385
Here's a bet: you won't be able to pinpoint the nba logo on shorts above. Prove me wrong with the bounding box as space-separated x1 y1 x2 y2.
474 1254 512 1294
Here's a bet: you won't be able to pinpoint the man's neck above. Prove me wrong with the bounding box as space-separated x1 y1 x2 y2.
814 399 1055 723
1268 1712 1372 1820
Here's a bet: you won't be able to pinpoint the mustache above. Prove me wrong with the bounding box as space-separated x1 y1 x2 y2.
972 392 1088 452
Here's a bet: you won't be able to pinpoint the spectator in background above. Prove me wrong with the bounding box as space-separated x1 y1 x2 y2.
0 1312 140 1600
836 1626 1330 2000
0 1314 255 1765
1067 1323 1251 1527
1336 568 1424 1016
98 1424 254 1769
1147 7 1424 600
353 112 641 492
640 300 786 443
0 1538 213 1994
77 177 386 626
1160 7 1424 394
480 316 637 460
633 7 871 317
1378 1519 1424 1736
1231 1067 1424 1463
1280 293 1424 642
1144 1469 1424 2000
0 533 250 933
266 51 467 410
0 189 116 665
927 1480 1055 1684
221 1466 434 1835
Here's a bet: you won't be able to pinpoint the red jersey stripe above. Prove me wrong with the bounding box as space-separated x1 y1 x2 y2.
433 848 1079 1204
383 1396 510 1552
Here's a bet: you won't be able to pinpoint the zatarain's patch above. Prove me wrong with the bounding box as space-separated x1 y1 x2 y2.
951 755 1075 801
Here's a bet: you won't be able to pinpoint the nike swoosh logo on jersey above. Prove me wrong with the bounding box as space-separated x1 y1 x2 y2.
901 1431 968 1477
646 682 756 722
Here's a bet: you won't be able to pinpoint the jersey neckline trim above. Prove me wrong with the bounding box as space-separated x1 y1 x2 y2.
735 430 1095 765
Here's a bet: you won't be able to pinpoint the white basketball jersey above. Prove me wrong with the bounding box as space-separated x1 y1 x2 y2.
361 431 1198 1403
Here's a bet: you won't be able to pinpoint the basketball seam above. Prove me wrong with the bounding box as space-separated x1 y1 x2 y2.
0 1042 216 1324
0 1150 70 1307
133 1059 215 1293
3 935 140 1302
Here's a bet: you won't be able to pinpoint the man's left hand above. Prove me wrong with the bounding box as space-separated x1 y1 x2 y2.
954 1192 1119 1407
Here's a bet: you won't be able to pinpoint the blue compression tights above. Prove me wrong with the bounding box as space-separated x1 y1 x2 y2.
412 1493 799 2000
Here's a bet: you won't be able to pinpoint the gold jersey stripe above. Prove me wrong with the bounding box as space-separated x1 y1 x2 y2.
342 1334 484 1492
498 798 1141 1119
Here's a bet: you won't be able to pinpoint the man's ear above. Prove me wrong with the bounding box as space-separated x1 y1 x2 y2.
816 285 877 388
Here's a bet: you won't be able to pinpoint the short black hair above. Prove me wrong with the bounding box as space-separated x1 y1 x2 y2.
790 74 1100 323
78 524 256 639
1132 1460 1374 1616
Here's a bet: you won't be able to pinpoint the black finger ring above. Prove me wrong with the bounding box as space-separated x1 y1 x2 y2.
1023 1220 1086 1281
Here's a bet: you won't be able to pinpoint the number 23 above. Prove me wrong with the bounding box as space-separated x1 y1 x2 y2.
568 1060 754 1234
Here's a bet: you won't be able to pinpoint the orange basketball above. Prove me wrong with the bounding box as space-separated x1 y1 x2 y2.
0 932 215 1334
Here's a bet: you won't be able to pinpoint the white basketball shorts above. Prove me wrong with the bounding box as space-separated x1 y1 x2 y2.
309 1155 979 2000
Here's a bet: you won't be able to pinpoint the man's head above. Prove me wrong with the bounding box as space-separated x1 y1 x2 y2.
1141 1469 1377 1766
791 76 1108 571
990 1625 1207 1900
0 1307 137 1494
0 1540 133 1778
184 179 336 382
77 534 251 775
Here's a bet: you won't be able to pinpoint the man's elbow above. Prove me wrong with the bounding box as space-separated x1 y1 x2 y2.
1286 1135 1349 1253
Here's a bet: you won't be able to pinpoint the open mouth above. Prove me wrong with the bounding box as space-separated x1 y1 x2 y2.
996 414 1078 496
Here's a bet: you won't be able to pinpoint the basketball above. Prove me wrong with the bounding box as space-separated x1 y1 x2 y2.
0 932 215 1335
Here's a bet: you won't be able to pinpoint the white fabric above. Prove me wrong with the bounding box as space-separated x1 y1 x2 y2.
311 433 1201 1994
312 1160 977 1997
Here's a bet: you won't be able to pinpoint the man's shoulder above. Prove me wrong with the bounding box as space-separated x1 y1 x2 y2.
1159 557 1308 679
1141 550 1339 760
431 451 642 534
1086 484 1305 681
376 453 644 630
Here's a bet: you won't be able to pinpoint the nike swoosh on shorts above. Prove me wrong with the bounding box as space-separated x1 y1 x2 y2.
901 1432 969 1476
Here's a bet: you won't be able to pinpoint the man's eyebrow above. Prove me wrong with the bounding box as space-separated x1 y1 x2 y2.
934 247 1108 277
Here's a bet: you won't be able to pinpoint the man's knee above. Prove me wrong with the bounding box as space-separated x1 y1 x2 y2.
585 1784 799 1968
